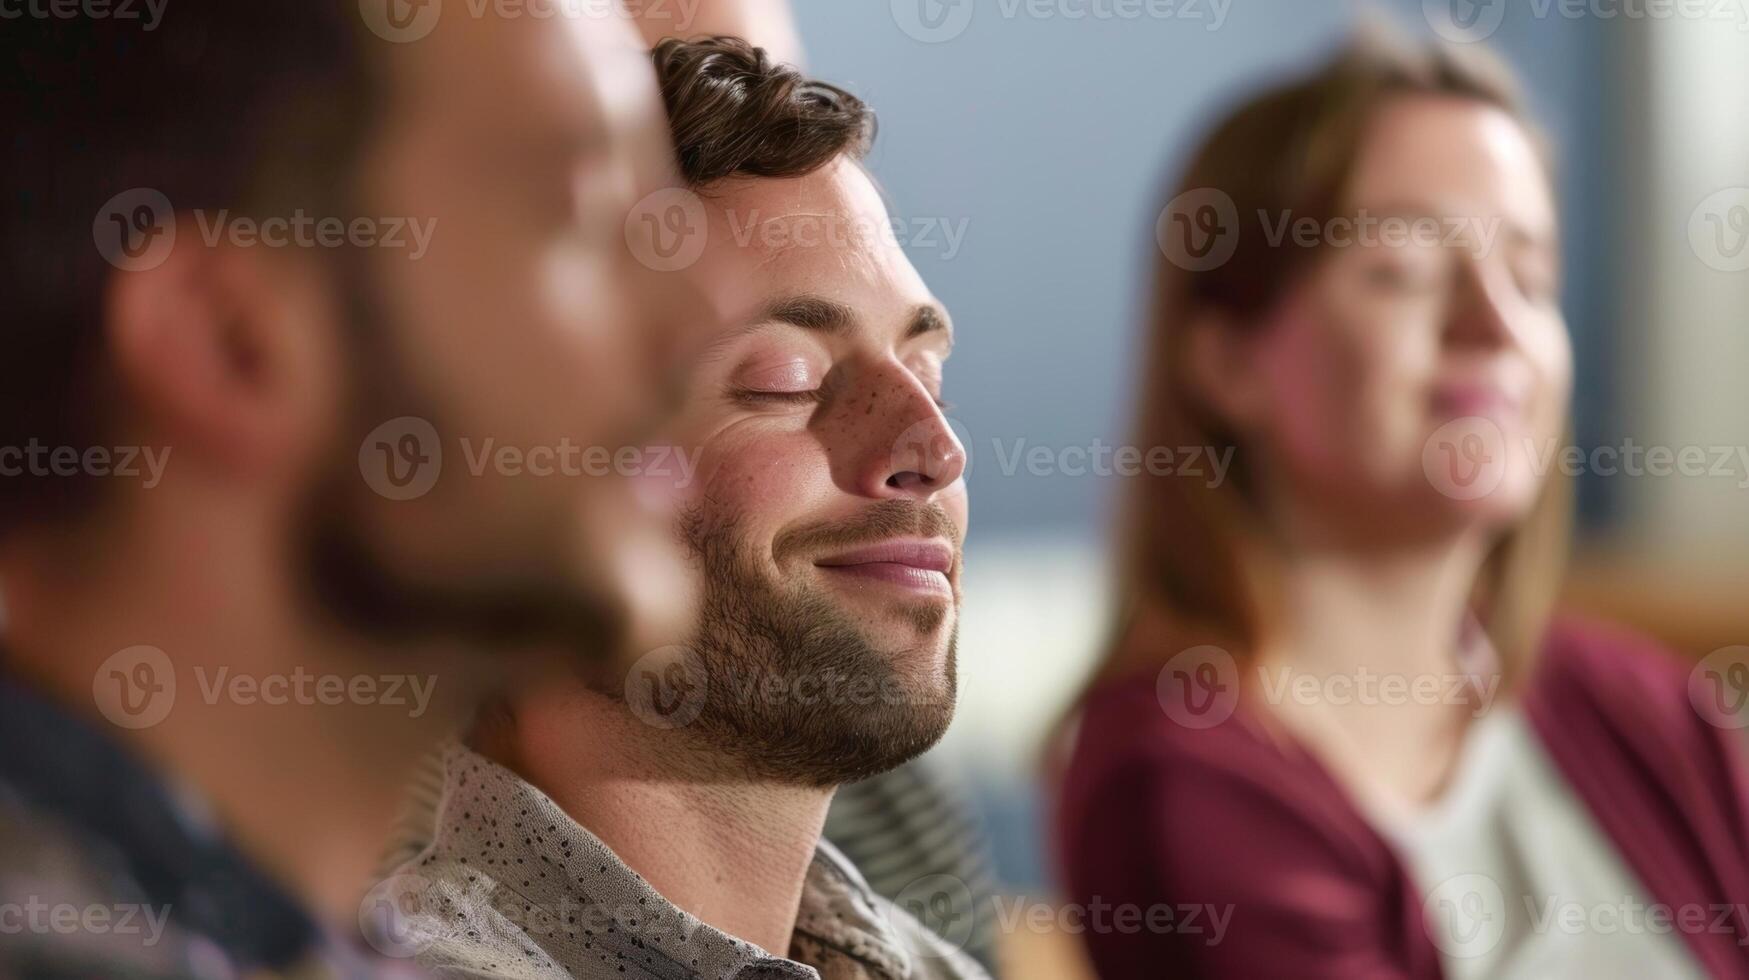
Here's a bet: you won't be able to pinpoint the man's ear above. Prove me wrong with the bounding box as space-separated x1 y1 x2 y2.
104 232 346 484
1182 306 1272 439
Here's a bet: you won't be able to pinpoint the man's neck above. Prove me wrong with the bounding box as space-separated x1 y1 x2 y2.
0 503 479 927
499 688 833 956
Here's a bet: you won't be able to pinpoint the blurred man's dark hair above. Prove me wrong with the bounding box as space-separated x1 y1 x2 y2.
0 2 378 533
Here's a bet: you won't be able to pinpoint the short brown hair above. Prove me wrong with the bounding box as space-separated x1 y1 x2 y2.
651 36 875 187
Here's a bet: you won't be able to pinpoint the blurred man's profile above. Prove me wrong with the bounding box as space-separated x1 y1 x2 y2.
0 2 715 975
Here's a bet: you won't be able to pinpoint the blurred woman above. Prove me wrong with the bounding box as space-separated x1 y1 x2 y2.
1053 31 1749 980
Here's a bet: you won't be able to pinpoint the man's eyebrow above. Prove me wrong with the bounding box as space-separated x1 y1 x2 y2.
908 305 952 343
762 296 857 333
744 295 953 347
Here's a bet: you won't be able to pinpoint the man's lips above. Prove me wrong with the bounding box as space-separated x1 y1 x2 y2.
813 538 956 596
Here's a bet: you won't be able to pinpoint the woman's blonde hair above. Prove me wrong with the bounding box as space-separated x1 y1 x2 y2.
1090 27 1571 696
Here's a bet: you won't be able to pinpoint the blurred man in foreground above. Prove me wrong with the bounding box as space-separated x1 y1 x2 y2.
389 37 987 980
0 2 713 975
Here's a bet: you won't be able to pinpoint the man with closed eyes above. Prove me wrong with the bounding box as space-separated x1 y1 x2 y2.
390 35 987 980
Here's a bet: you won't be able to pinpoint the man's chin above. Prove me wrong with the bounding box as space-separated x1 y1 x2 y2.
731 688 957 789
817 587 957 642
674 503 962 786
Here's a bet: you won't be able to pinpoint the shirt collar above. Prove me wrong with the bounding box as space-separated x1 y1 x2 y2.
419 742 916 979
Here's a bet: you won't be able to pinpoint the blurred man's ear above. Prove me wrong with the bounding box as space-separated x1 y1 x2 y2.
105 233 348 486
1183 307 1272 438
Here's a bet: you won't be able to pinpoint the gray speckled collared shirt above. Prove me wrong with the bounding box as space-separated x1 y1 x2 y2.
385 744 989 980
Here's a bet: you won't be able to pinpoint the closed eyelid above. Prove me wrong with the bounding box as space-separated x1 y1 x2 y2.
732 358 820 391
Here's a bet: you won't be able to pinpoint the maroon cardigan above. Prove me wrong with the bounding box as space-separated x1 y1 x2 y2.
1053 618 1749 979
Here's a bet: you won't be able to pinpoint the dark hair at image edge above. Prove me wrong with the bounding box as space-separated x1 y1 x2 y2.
0 1 384 535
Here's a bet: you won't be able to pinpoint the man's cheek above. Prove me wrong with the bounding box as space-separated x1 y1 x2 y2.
941 482 971 544
690 440 829 506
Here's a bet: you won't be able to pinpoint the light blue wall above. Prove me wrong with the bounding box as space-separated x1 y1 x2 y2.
793 0 1620 540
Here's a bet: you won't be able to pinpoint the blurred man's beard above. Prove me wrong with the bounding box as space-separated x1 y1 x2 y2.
293 260 626 672
674 500 959 788
300 491 626 667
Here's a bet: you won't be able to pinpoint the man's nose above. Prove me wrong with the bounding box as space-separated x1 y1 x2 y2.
834 372 967 502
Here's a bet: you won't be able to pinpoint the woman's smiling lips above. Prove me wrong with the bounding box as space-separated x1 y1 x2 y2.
813 538 956 597
1431 379 1527 423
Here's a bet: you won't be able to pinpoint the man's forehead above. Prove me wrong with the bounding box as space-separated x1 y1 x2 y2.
710 156 882 208
700 161 931 297
697 290 954 362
